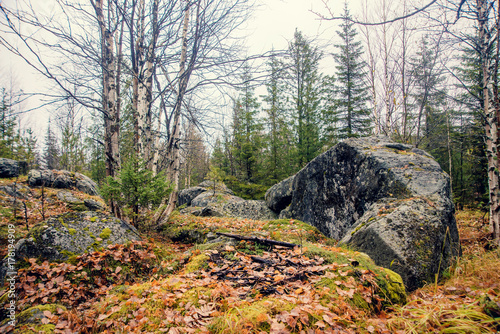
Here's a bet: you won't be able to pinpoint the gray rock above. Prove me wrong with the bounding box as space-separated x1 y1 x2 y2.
0 158 21 178
56 190 87 211
28 170 99 196
197 180 235 195
223 200 278 220
178 186 207 207
84 199 106 211
191 191 244 207
0 184 29 200
274 136 460 291
265 175 295 212
199 206 224 217
0 211 141 282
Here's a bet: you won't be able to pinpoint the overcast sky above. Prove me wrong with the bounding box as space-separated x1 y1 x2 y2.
0 0 365 140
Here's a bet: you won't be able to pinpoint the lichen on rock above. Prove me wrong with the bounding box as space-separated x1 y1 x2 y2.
266 136 460 291
0 211 141 282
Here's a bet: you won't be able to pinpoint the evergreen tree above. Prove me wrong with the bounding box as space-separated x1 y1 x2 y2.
43 120 60 170
0 88 17 158
288 29 323 168
410 36 447 149
262 53 293 184
451 40 489 207
231 65 264 183
17 128 39 169
59 103 85 173
101 155 171 227
329 4 371 140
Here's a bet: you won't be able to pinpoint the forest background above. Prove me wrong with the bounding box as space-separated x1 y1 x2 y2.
0 0 495 239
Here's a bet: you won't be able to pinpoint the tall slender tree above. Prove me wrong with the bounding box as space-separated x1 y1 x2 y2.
329 4 371 140
288 29 323 168
43 120 60 170
263 53 293 184
231 65 263 183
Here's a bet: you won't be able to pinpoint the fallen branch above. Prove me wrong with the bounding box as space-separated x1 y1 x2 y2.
215 232 298 248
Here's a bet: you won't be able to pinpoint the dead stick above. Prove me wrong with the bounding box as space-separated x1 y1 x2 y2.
215 232 298 248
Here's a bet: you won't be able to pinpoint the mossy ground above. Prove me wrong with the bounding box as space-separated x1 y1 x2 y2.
1 183 499 334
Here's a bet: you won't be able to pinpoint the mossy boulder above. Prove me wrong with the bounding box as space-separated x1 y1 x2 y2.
267 136 460 291
0 211 141 281
28 169 99 196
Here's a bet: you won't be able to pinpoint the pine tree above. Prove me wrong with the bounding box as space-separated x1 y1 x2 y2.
288 29 323 168
329 4 371 140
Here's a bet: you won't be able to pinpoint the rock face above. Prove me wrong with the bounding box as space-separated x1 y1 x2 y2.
265 175 295 212
178 187 206 207
0 158 24 178
0 211 141 281
267 136 460 291
28 170 99 196
223 200 277 221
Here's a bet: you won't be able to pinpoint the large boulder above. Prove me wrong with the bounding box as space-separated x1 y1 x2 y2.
197 180 235 195
191 191 244 208
178 187 207 207
0 158 25 178
28 169 99 196
0 211 141 282
269 136 460 291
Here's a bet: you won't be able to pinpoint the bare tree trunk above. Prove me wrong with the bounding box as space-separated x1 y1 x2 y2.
132 0 159 165
155 1 195 226
92 0 121 217
361 0 379 135
478 0 500 245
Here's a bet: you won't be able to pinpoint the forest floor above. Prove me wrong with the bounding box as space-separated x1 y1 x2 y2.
0 180 499 333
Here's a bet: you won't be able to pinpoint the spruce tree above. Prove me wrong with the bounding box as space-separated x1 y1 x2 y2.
43 120 60 170
263 53 293 184
231 65 264 183
410 36 447 149
288 29 323 168
0 88 17 158
329 4 371 140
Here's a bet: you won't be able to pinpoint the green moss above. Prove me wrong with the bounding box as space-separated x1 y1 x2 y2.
16 323 56 334
58 217 68 228
376 268 407 306
29 224 47 242
68 228 77 235
99 227 112 240
90 216 97 222
185 254 210 273
351 222 366 235
209 298 295 333
17 304 67 324
68 202 87 211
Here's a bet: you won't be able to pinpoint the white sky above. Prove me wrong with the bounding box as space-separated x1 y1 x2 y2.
0 0 366 143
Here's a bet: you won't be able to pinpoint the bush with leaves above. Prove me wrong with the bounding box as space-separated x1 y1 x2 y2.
101 157 172 226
